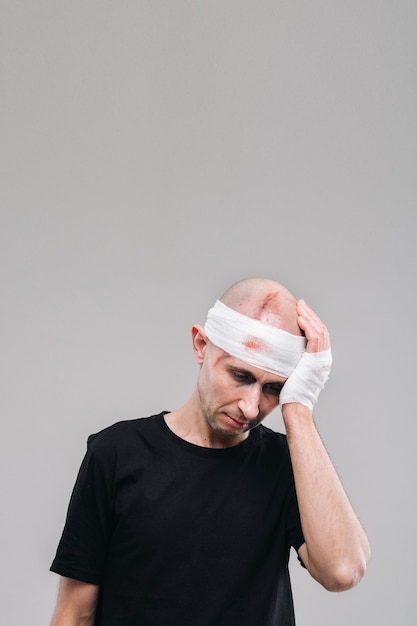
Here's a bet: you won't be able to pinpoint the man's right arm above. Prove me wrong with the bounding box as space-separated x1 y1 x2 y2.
49 576 99 626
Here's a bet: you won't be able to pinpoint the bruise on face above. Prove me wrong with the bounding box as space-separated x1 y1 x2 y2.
211 350 230 368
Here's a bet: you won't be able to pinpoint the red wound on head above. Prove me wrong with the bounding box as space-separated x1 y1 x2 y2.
252 293 281 324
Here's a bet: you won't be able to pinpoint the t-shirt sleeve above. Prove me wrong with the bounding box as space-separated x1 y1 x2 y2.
50 434 115 585
286 489 305 553
288 495 307 568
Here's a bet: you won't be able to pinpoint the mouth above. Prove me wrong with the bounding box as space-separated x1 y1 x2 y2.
224 414 249 429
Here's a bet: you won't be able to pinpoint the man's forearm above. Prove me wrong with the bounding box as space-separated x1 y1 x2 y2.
50 611 95 626
49 577 99 626
283 402 371 591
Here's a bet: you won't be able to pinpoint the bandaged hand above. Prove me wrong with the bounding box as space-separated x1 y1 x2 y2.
280 300 332 410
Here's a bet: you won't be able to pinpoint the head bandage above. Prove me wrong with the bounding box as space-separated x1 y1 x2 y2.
204 300 306 378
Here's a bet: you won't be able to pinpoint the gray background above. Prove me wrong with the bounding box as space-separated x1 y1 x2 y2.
1 1 416 625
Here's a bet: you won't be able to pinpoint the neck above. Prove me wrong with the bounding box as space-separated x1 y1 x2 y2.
164 389 250 449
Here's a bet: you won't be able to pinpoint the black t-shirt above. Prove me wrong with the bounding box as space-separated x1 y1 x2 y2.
51 413 304 625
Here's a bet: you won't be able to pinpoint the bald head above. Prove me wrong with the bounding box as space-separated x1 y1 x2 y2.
220 278 302 337
204 278 306 377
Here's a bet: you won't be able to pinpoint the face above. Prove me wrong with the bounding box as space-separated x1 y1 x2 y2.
194 328 286 443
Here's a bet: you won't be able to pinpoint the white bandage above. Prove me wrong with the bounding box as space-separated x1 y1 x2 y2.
204 300 306 378
279 349 332 410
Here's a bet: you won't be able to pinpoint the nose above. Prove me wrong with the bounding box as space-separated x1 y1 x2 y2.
238 385 261 420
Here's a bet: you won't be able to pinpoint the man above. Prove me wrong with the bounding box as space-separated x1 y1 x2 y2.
49 277 370 626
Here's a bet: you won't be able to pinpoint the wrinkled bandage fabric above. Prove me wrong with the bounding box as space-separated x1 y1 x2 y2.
279 349 332 410
204 300 306 378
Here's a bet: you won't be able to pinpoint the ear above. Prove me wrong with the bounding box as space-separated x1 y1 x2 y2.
192 324 208 364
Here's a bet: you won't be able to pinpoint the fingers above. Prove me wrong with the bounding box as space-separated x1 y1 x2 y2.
296 299 330 353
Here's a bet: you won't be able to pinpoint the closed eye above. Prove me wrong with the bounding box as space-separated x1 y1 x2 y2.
227 366 285 396
232 372 254 384
263 383 284 396
229 368 256 385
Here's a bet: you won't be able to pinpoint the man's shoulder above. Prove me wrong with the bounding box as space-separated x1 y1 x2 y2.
86 412 167 453
253 425 295 481
258 423 288 445
257 424 291 458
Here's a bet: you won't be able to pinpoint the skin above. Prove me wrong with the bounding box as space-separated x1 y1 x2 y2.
166 338 287 447
49 578 98 626
168 278 371 590
50 278 371 625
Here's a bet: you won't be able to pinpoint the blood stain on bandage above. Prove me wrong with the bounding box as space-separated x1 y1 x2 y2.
243 337 267 352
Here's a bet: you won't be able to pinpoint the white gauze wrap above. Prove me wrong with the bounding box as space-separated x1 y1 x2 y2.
204 300 307 378
279 350 332 410
204 300 332 410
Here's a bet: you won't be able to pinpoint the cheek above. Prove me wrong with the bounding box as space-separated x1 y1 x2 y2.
261 396 280 414
198 366 225 402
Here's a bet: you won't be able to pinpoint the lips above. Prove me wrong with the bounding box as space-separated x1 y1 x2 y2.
225 414 248 428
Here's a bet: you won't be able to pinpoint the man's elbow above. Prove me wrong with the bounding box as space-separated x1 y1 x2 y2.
318 556 369 592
